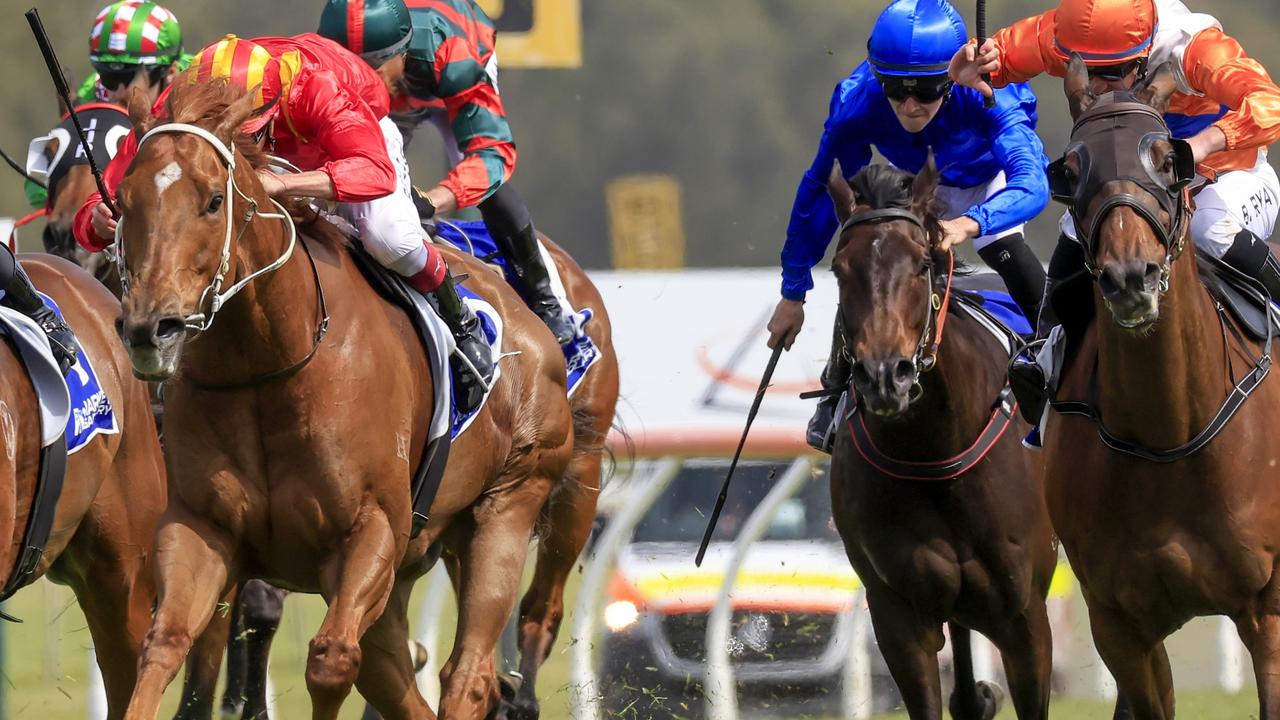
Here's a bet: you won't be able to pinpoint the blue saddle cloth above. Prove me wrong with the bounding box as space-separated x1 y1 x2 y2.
971 290 1032 337
41 294 118 454
435 220 602 407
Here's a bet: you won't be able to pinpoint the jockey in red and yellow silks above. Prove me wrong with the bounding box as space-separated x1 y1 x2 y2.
74 34 495 411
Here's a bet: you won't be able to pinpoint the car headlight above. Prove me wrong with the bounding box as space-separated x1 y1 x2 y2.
604 600 640 631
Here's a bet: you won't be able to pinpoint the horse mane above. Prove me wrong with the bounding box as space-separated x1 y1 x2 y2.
848 164 968 273
164 78 270 170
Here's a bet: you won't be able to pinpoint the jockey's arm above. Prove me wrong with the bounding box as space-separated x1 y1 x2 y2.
1184 28 1280 163
964 88 1051 237
780 82 872 303
950 11 1059 96
292 70 397 203
73 128 138 253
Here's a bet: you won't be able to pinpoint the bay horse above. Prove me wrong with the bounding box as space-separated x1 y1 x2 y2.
113 78 574 719
1042 57 1280 719
0 254 167 718
826 162 1055 719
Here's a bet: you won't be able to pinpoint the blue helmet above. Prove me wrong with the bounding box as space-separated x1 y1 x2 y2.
867 0 968 77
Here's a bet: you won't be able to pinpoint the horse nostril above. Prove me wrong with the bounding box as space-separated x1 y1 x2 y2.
891 358 915 384
1099 265 1125 298
850 361 873 389
155 317 186 340
1143 262 1164 292
114 316 125 338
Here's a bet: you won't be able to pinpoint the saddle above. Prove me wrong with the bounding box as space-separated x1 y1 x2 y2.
1198 254 1280 342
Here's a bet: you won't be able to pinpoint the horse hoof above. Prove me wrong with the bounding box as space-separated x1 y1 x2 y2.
408 639 429 672
220 704 245 720
976 681 1006 720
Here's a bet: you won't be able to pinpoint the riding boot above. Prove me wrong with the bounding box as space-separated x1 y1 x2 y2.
1007 238 1083 424
426 272 495 415
806 315 851 454
494 223 576 345
977 233 1046 335
0 247 79 373
1222 229 1280 302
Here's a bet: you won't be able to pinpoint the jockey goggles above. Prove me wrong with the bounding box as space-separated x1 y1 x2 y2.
1086 57 1149 83
875 72 953 104
96 64 170 91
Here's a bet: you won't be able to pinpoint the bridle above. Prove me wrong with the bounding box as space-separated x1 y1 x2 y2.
114 122 298 334
837 206 955 382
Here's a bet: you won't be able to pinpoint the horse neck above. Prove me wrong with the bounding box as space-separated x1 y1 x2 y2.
1094 245 1226 447
862 311 1003 458
182 174 316 379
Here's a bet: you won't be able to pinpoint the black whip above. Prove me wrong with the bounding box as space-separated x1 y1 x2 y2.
976 0 996 108
25 8 117 218
695 342 785 566
0 145 44 189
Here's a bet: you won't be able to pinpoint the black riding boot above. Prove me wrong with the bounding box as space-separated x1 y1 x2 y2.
1222 229 1280 301
1007 237 1083 423
496 223 576 345
427 272 494 415
806 316 851 453
0 246 78 373
977 233 1046 333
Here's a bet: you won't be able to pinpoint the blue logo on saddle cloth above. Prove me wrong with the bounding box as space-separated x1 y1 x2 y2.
433 220 602 394
40 294 119 454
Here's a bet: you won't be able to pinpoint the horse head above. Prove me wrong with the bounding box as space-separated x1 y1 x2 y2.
828 159 947 416
115 79 272 380
1054 54 1193 329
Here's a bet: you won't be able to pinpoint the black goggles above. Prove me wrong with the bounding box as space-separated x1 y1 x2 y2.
876 73 953 103
96 64 169 91
1086 57 1148 83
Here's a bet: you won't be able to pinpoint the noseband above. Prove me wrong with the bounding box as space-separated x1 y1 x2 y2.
839 207 955 378
115 122 298 334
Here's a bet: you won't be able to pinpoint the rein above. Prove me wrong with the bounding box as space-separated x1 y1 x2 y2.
826 205 1015 481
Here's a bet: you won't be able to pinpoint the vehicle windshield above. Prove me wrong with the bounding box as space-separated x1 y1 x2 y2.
631 461 839 544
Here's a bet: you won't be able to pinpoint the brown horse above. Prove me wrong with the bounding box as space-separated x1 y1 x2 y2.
0 255 166 718
1043 57 1280 719
825 162 1055 720
114 78 574 720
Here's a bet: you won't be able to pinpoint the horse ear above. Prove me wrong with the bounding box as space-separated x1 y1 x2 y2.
1136 62 1178 115
214 86 265 145
1065 53 1096 120
827 160 856 223
911 153 940 217
127 86 158 140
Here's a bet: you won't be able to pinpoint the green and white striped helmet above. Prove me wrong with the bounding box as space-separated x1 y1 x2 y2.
88 1 183 69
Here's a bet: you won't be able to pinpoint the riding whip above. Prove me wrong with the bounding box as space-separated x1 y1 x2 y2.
0 145 45 189
695 342 785 567
976 0 996 108
25 8 118 218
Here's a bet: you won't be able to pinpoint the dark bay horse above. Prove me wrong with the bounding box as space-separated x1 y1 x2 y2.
114 79 575 719
1043 57 1280 719
826 162 1055 720
1 255 166 717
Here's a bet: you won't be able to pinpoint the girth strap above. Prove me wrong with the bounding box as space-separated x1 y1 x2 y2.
0 433 67 621
847 386 1018 481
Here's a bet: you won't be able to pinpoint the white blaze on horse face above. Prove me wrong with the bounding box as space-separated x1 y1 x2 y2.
154 161 183 194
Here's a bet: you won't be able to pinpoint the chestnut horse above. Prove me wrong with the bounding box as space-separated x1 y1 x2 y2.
112 78 574 720
0 255 166 718
826 163 1055 720
1043 57 1280 719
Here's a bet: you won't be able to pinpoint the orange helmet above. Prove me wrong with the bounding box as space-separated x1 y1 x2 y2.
187 35 282 134
1053 0 1157 66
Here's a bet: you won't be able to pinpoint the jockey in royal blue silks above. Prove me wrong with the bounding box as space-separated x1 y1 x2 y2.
766 0 1052 453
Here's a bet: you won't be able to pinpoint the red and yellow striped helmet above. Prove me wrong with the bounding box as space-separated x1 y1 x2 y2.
188 35 282 134
1053 0 1158 66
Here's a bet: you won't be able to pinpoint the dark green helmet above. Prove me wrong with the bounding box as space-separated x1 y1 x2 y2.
317 0 413 68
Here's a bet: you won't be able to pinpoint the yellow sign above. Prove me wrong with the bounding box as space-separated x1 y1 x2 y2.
607 175 687 270
476 0 582 68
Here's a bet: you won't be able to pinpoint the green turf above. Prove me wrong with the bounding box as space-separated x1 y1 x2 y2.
0 576 1262 719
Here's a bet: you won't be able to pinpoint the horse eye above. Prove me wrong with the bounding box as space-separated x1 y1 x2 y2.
918 258 932 276
206 192 224 214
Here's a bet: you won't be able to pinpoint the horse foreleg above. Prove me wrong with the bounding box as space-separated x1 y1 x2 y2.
239 580 287 720
70 549 155 720
440 479 555 720
355 577 434 720
1236 600 1280 719
1088 604 1173 720
513 454 603 720
864 587 945 720
126 508 235 720
307 504 398 720
173 586 235 720
986 601 1052 720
